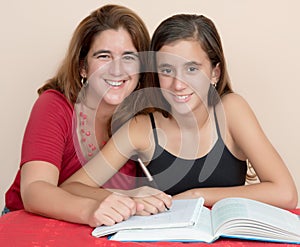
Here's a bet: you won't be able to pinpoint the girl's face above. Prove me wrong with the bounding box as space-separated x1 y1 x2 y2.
82 28 140 107
157 40 219 115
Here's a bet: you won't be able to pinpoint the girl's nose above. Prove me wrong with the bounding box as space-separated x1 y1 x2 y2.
173 76 187 91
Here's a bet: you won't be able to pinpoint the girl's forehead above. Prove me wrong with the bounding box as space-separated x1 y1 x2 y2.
157 40 209 65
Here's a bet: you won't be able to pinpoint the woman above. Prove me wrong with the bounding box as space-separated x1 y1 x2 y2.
61 14 297 210
4 4 171 227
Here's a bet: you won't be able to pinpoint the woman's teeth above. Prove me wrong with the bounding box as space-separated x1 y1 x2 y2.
106 80 123 87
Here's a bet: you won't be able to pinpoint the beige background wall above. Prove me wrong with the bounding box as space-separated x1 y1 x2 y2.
0 0 299 210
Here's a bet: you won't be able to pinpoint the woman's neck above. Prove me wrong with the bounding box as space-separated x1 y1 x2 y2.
95 101 117 124
94 101 118 145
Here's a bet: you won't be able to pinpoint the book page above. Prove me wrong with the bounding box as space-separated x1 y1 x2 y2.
211 197 300 237
190 205 215 242
110 205 214 242
92 198 204 237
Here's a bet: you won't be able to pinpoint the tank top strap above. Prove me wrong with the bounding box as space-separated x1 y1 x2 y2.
213 106 222 138
149 113 159 144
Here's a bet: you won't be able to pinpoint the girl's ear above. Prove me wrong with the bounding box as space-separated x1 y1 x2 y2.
212 63 221 84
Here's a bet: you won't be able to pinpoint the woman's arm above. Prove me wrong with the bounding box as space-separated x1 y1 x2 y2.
174 94 298 209
19 92 142 226
21 161 139 226
60 116 172 214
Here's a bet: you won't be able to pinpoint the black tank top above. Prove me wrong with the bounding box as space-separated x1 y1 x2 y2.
140 110 247 195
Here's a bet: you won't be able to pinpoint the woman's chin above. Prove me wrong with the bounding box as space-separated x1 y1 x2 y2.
102 94 127 106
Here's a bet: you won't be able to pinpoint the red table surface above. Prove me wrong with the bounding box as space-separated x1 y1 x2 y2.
0 209 300 247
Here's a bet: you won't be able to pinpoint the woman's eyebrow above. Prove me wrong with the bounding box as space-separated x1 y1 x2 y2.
123 51 139 57
92 50 139 57
92 50 111 57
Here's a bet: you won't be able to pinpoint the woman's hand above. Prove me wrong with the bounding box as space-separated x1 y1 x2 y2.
86 193 142 227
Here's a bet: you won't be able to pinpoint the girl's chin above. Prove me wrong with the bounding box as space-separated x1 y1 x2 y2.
169 103 194 115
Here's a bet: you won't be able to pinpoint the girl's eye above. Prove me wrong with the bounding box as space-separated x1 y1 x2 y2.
162 68 172 74
187 66 198 72
159 67 174 76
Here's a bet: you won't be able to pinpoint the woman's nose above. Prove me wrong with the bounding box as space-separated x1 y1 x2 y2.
109 59 123 76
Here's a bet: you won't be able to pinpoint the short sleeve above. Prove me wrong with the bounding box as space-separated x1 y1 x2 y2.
21 90 73 170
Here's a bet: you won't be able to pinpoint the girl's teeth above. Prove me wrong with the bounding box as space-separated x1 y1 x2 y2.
176 95 188 100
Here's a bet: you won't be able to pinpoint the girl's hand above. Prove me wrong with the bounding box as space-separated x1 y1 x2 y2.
114 186 172 216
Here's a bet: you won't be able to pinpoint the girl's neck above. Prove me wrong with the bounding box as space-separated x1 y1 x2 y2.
165 106 214 159
171 104 210 131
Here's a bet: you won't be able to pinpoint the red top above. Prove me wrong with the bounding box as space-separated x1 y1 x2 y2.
5 90 136 211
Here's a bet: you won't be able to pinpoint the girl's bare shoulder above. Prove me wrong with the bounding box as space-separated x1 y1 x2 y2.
221 93 254 118
129 113 152 129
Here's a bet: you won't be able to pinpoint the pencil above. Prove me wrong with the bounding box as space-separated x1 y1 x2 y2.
137 158 154 182
137 158 170 210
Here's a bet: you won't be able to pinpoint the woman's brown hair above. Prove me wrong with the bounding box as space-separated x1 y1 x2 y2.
38 4 150 105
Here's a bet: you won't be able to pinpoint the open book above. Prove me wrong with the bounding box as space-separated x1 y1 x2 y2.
93 197 300 244
92 198 204 237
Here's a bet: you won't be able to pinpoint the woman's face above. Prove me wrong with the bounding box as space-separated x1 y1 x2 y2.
157 40 219 115
82 28 140 107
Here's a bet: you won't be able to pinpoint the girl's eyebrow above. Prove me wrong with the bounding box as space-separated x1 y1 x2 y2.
185 61 201 66
157 63 173 68
158 61 201 68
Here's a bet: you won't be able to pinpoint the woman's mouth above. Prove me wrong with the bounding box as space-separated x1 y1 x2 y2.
105 79 125 87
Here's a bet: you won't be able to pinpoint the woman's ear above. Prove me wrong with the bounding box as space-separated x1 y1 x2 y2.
212 63 221 84
79 60 87 78
80 68 87 78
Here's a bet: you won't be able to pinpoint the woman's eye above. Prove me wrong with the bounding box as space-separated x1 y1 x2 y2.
97 54 111 60
122 54 138 62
